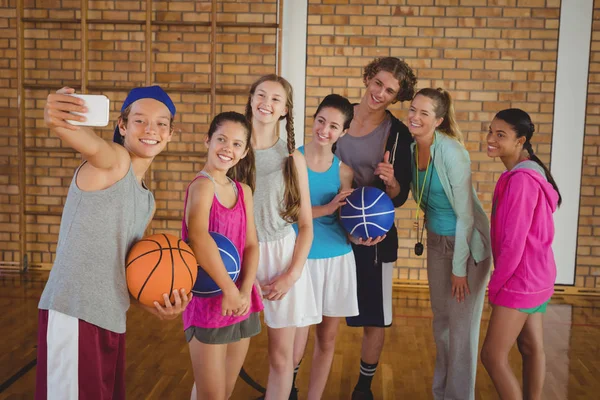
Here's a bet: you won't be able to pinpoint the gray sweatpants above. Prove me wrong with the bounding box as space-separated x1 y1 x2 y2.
427 231 491 400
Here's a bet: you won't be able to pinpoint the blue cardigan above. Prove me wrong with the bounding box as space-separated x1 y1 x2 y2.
410 131 491 277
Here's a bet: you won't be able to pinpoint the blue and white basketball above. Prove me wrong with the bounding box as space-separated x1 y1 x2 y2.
340 187 395 240
192 232 241 297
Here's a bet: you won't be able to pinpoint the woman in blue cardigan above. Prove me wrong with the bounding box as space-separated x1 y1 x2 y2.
409 88 491 400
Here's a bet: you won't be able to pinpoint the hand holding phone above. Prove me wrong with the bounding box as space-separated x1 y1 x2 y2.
66 94 110 127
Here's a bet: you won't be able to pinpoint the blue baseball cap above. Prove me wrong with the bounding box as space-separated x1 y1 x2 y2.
113 85 176 144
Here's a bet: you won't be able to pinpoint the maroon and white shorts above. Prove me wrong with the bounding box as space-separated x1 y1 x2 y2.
35 309 126 400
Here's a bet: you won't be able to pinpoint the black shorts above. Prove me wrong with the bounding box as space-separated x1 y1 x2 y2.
346 245 394 328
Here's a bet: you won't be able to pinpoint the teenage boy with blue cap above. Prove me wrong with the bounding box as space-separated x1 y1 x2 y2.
36 86 191 400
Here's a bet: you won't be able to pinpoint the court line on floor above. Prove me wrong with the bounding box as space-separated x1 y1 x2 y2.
0 358 37 394
239 367 266 396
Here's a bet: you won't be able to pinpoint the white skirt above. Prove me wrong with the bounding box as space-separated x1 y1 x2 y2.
256 230 321 329
305 251 359 319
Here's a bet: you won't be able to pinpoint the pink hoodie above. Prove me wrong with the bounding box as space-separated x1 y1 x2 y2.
488 161 559 309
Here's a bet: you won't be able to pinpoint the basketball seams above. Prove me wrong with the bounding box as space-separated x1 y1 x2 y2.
136 246 164 303
340 187 395 239
192 232 241 297
361 187 369 238
125 239 161 268
126 248 194 268
163 234 175 303
340 210 395 219
127 233 198 306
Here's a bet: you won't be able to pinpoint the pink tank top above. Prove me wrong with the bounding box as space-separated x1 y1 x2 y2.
182 173 263 329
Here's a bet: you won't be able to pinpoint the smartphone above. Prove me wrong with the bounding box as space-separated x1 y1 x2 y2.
67 94 110 127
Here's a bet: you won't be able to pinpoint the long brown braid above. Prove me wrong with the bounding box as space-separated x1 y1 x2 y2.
245 74 301 223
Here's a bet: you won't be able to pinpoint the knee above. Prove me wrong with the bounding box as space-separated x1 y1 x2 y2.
315 331 337 353
195 385 225 400
517 336 544 358
270 351 293 373
364 327 384 342
480 343 506 372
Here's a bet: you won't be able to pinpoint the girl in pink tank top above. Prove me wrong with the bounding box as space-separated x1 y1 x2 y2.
182 112 263 400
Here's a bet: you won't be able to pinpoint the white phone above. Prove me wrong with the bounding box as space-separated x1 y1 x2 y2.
67 94 110 127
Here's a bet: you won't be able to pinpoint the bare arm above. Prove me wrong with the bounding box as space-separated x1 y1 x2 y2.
287 150 314 279
311 162 354 219
239 183 259 295
339 162 354 191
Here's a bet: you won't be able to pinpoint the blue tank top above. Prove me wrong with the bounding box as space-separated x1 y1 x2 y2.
415 164 457 236
293 146 352 259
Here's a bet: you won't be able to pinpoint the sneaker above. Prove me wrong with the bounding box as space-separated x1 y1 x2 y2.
351 388 374 400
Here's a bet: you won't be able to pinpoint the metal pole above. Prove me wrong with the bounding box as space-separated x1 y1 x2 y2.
16 0 26 271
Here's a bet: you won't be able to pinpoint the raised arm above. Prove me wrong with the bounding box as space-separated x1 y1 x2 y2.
238 183 260 312
44 87 124 170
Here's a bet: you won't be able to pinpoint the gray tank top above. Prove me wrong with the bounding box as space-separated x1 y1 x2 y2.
254 138 293 242
38 163 154 333
335 115 391 187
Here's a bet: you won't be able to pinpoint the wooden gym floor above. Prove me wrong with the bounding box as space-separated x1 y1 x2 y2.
0 271 599 400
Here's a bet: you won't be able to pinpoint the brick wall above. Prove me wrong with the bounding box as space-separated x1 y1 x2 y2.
579 0 600 288
305 0 561 283
0 1 18 265
1 0 598 289
0 0 277 267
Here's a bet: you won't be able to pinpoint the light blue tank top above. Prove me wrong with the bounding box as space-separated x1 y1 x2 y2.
415 164 457 236
293 146 352 259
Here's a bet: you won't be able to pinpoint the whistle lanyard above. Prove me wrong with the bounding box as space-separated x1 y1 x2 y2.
415 144 431 222
414 141 435 244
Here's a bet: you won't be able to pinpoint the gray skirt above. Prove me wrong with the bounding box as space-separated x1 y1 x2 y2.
185 312 261 345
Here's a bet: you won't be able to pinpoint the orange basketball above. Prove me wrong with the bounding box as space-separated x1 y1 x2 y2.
126 233 197 307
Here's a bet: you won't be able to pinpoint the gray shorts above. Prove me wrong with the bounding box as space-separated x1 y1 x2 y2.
185 312 261 345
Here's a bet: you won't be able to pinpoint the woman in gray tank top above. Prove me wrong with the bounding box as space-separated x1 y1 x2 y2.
36 86 191 399
245 75 319 400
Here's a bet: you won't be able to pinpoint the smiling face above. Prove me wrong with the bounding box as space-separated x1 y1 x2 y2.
250 80 288 125
407 94 443 140
205 120 249 172
120 98 173 158
312 107 348 147
486 117 525 158
362 70 401 112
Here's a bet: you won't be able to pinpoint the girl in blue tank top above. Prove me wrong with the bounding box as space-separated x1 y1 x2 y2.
290 94 359 399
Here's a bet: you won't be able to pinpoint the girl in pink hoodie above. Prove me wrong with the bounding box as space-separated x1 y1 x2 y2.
480 108 561 400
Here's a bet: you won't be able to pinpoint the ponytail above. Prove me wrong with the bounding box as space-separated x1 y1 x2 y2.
523 143 562 206
281 113 301 223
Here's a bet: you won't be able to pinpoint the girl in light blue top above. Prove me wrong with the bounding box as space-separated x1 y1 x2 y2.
409 88 491 400
291 94 359 399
